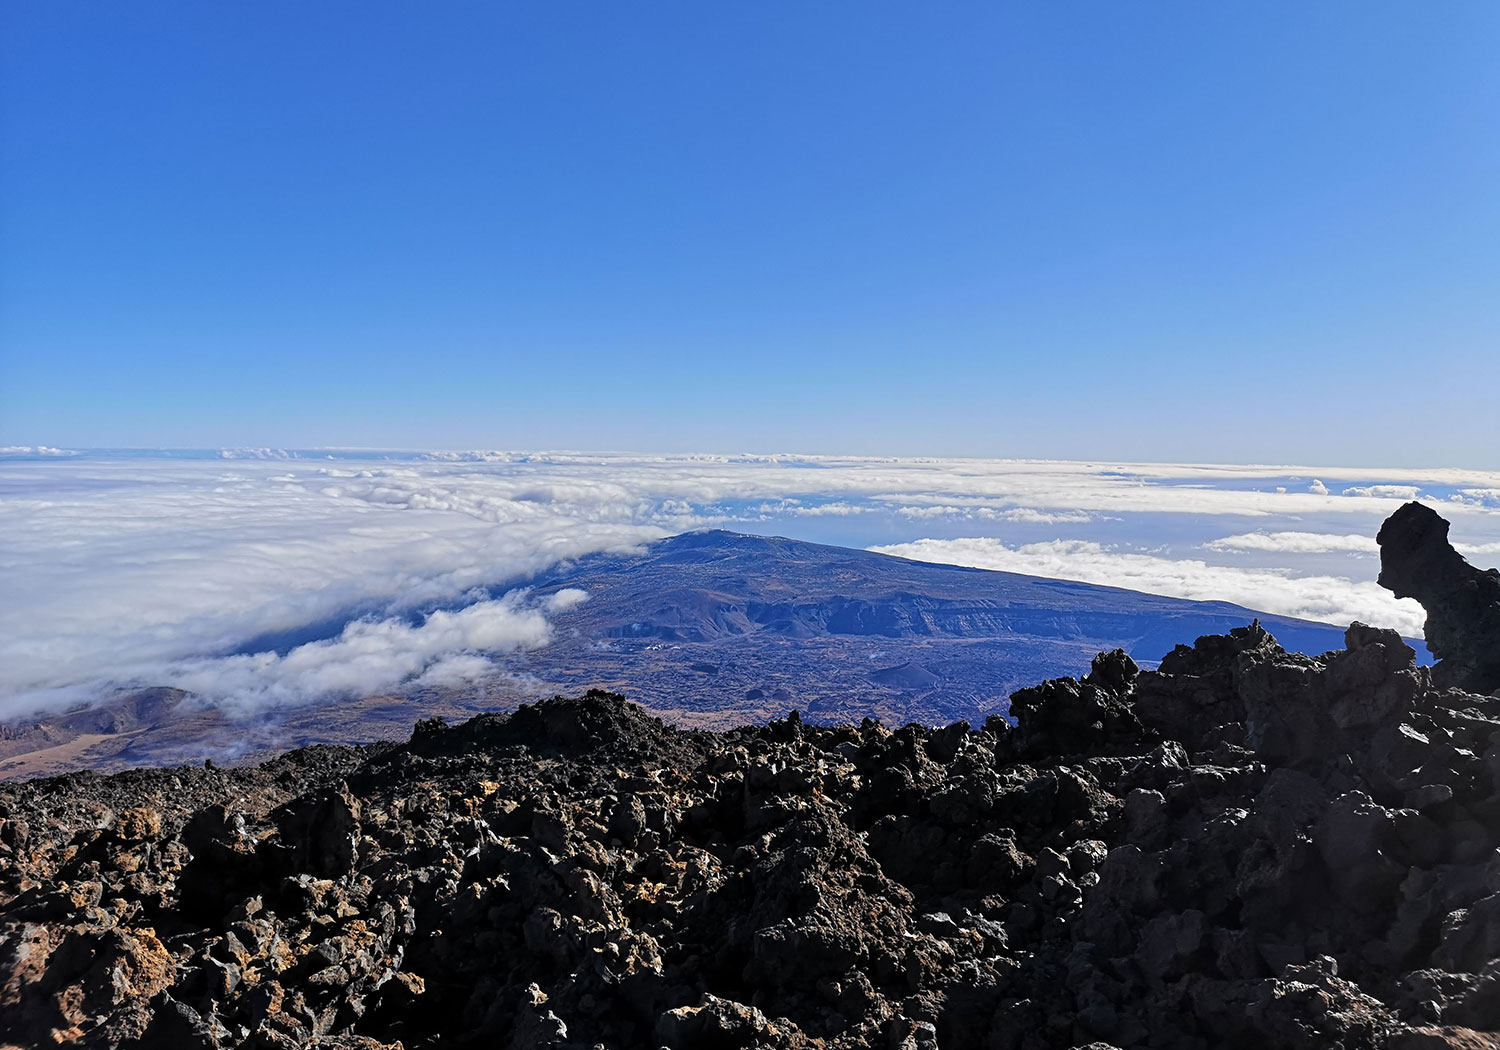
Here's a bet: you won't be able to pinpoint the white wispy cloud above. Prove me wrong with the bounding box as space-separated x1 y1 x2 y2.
992 507 1095 524
1207 530 1500 559
870 537 1427 636
1342 484 1422 500
1206 532 1378 555
219 448 301 460
895 504 1094 524
544 588 591 613
0 445 75 457
165 592 557 710
756 501 872 517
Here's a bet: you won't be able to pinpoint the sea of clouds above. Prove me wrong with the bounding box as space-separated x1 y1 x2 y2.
4 448 1499 720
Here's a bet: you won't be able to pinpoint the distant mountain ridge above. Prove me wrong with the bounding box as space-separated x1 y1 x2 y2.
531 529 1373 659
496 529 1398 730
1 528 1411 777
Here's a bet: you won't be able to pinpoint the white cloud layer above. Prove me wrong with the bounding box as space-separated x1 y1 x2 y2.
1342 485 1422 500
544 588 591 613
871 537 1429 636
896 505 1095 524
1207 531 1500 559
0 445 74 457
1206 532 1379 554
3 451 1498 718
166 591 561 710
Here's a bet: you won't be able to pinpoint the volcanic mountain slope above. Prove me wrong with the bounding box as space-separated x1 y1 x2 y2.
0 531 1368 778
533 528 1359 654
506 529 1362 727
2 502 1498 1049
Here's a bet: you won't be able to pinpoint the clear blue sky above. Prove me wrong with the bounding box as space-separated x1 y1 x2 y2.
3 3 1497 464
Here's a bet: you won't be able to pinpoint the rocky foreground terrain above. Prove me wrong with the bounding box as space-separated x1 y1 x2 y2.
1 500 1498 1049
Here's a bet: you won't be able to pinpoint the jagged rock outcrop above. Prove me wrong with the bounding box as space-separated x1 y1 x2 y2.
1 507 1499 1049
1378 500 1500 695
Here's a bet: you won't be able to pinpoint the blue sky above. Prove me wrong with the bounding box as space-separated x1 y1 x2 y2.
3 3 1497 463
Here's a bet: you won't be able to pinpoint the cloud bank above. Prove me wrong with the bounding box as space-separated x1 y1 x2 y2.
3 451 1497 718
1206 532 1379 555
871 537 1428 637
1206 531 1500 558
166 590 571 710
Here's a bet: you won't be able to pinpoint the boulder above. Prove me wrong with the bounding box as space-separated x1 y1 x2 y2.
1378 501 1500 694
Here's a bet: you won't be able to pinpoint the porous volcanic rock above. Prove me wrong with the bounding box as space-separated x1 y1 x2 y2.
1 508 1499 1049
1378 500 1500 695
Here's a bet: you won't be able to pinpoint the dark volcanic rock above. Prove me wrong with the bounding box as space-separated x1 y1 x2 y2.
1378 500 1500 695
2 509 1499 1048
